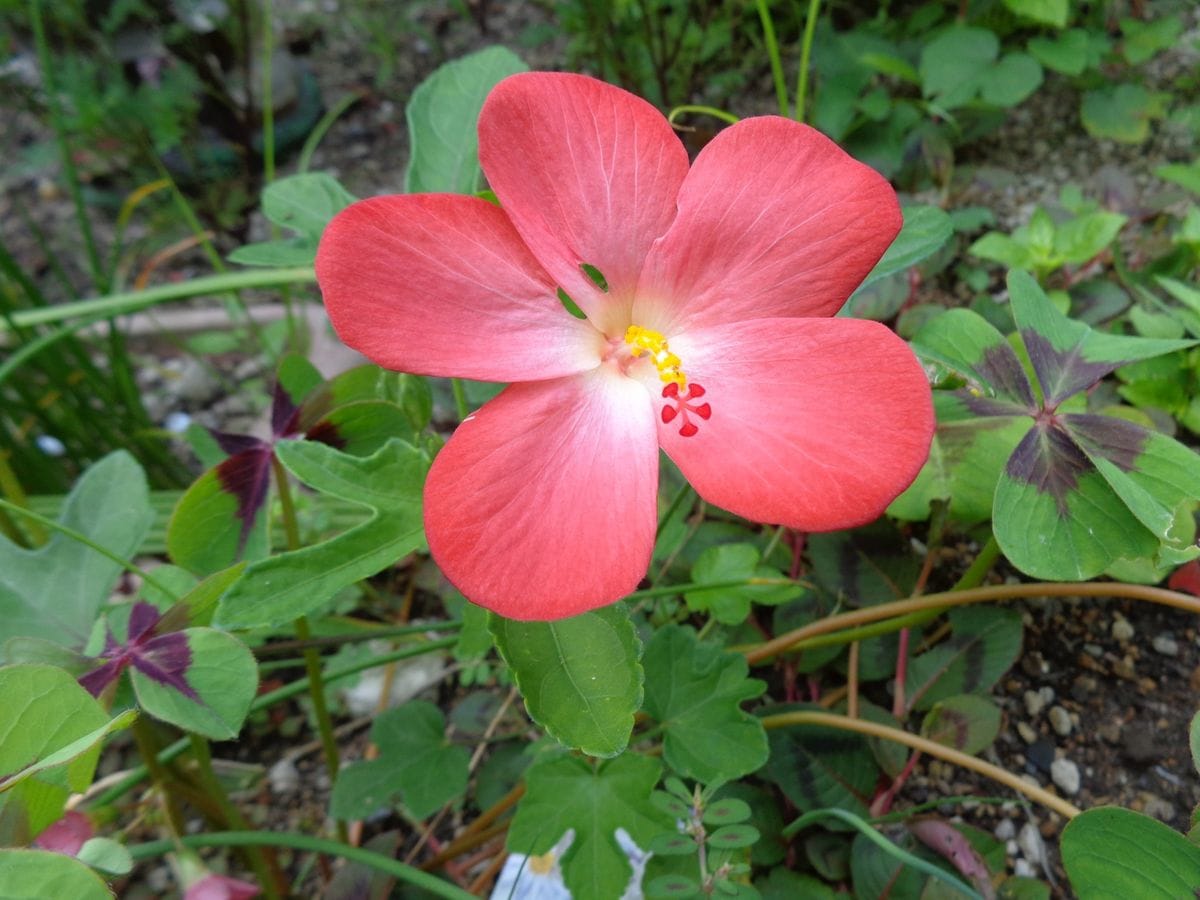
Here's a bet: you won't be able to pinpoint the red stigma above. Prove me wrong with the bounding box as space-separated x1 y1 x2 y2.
661 382 711 437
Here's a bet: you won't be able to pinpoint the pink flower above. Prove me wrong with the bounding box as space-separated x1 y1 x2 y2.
183 873 261 900
316 72 933 621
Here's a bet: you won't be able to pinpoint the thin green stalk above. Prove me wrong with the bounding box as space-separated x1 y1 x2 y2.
666 105 741 128
449 378 470 420
28 0 106 292
298 92 363 173
261 0 276 185
0 498 177 598
655 481 695 540
271 456 344 841
127 832 475 899
754 0 790 117
0 267 316 331
254 619 462 657
87 637 459 809
0 454 45 545
629 575 800 602
793 0 822 122
951 533 1000 591
131 718 186 836
188 735 284 899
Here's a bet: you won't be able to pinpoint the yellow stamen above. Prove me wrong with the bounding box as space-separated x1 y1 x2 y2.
624 325 687 389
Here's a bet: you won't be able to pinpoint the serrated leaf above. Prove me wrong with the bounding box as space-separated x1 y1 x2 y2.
0 452 153 661
508 754 672 900
490 605 642 758
641 626 767 783
330 701 469 820
1028 29 1107 76
0 849 114 899
905 607 1022 712
130 627 257 740
684 544 801 624
920 27 998 108
405 47 528 194
216 439 429 628
0 665 120 838
1004 0 1067 27
231 173 356 267
1081 85 1168 143
1062 807 1200 896
920 694 1002 754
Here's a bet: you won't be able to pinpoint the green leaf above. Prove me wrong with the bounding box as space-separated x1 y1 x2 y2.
216 439 429 628
1156 162 1200 196
1081 85 1168 143
853 205 955 294
920 694 1002 754
641 626 768 783
707 824 760 850
1062 807 1200 896
763 708 877 819
76 837 132 876
684 544 802 624
1190 710 1200 776
911 308 1035 409
508 754 672 900
1054 211 1127 266
703 798 752 827
229 173 357 266
979 53 1043 108
0 849 114 899
968 233 1035 270
1028 29 1107 76
0 665 123 837
1120 16 1183 66
490 606 643 758
1003 0 1067 28
0 452 153 660
920 27 998 108
405 46 528 194
905 607 1022 711
330 701 469 820
130 628 257 740
167 467 269 576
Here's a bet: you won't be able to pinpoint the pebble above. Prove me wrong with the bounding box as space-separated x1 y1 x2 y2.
1141 794 1177 823
268 758 300 794
1017 822 1044 866
1152 633 1180 657
1016 721 1037 744
1112 616 1135 641
1014 858 1035 878
994 818 1016 841
1027 739 1056 773
1023 686 1054 716
1051 758 1081 795
1121 724 1160 764
1048 705 1073 736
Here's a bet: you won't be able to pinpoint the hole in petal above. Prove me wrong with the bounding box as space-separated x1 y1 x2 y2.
556 287 587 320
579 262 609 292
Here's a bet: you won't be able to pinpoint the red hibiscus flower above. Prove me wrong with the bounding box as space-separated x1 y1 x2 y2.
316 72 933 621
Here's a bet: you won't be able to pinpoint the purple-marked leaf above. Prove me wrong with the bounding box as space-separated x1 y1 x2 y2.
911 308 1035 410
276 354 324 430
908 819 996 899
78 602 197 700
1003 419 1091 515
130 627 257 739
905 607 1022 712
762 705 877 820
270 379 304 439
920 694 1001 754
208 431 263 457
167 458 271 576
305 401 417 458
890 393 1031 525
1009 269 1195 406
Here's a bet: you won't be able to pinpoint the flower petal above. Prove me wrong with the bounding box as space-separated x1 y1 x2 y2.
634 118 901 334
660 318 932 530
316 194 601 381
424 368 659 620
478 72 689 336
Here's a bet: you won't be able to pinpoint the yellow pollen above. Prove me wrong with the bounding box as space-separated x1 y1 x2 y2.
528 851 557 875
624 325 687 389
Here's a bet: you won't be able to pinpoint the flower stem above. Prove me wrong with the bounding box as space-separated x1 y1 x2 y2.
793 0 822 122
271 454 346 841
449 378 470 421
126 832 475 900
753 0 790 117
188 734 285 899
762 710 1080 820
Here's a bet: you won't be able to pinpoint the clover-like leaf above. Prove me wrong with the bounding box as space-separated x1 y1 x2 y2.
0 452 152 662
920 694 1002 755
330 701 469 821
508 753 672 900
641 626 768 783
490 605 642 758
762 707 877 820
229 173 357 266
0 665 133 839
216 438 429 628
0 849 114 899
905 607 1022 712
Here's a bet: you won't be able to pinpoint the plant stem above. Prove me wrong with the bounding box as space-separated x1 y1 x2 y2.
0 267 316 332
261 0 276 185
188 735 284 898
744 580 1200 665
753 0 790 117
130 718 187 836
793 0 822 122
126 832 475 899
666 104 740 127
762 710 1080 820
270 455 345 840
449 378 470 421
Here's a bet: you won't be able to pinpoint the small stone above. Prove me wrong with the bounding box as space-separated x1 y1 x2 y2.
1014 858 1034 878
1024 689 1047 717
1048 706 1073 736
995 819 1016 841
268 758 300 794
1122 724 1160 764
1006 839 1019 858
1018 822 1045 865
1083 643 1104 658
1027 739 1056 773
1017 721 1038 744
1141 794 1176 823
1051 758 1081 795
1152 633 1180 657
